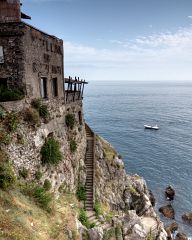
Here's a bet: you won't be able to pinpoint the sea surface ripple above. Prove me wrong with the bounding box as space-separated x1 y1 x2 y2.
84 81 192 235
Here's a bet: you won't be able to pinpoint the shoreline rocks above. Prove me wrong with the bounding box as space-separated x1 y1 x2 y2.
182 212 192 225
159 204 175 219
165 185 175 201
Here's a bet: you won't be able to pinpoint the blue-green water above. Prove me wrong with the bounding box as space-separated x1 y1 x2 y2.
84 81 192 236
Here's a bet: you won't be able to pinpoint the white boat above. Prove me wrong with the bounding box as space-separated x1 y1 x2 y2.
144 124 159 130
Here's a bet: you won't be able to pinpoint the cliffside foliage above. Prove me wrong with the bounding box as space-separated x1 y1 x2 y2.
23 183 52 212
32 99 49 120
70 139 77 153
5 112 20 132
23 108 40 125
19 167 29 179
76 184 87 201
78 209 95 229
94 200 103 217
0 150 15 190
65 113 75 129
0 86 24 102
41 137 63 165
43 179 52 191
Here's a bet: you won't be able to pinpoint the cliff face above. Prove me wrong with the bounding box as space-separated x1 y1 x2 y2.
1 99 87 193
0 99 167 240
91 136 167 240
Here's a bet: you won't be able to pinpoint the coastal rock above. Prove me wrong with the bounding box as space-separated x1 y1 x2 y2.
149 189 156 206
165 185 175 200
175 232 188 240
88 227 104 240
159 205 175 219
182 212 192 225
165 222 178 239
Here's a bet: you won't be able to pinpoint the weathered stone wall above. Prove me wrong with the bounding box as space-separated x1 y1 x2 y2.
0 22 64 99
0 22 25 89
2 99 86 193
22 24 64 99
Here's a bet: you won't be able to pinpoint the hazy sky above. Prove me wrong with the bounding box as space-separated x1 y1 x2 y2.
22 0 192 81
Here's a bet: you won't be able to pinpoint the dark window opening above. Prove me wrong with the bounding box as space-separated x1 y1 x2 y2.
0 78 8 88
52 78 58 97
78 111 82 125
40 77 47 98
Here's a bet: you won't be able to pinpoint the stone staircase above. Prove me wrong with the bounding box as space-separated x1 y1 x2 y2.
85 124 100 226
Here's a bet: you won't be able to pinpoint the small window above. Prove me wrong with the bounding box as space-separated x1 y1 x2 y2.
40 77 47 98
78 111 82 125
0 46 4 63
0 78 7 87
52 78 58 97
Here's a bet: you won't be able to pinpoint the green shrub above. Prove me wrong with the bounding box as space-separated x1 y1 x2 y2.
19 167 29 179
94 201 103 217
78 209 95 229
39 104 49 119
145 233 155 240
35 170 43 180
32 99 49 120
0 127 11 145
41 137 63 165
0 152 15 190
76 184 87 201
33 185 52 212
65 114 75 129
70 139 77 153
23 108 40 124
5 112 20 132
0 86 24 102
43 179 52 191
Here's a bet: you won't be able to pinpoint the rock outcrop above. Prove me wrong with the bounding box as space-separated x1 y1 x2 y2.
159 205 175 219
182 212 192 225
92 136 167 240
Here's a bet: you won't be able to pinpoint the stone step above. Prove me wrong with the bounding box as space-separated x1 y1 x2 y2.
87 211 95 218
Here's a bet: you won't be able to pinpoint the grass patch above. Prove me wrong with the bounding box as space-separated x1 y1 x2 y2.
5 111 20 132
32 99 49 120
94 200 103 217
43 179 52 191
23 108 40 125
35 170 43 181
65 114 75 129
23 184 52 212
41 137 63 165
76 184 87 201
19 167 29 179
0 150 16 190
78 209 95 229
70 139 77 153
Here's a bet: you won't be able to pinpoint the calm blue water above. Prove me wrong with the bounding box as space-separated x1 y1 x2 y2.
84 81 192 236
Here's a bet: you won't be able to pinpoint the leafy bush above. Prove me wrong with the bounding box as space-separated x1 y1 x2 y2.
76 184 87 201
0 127 11 145
33 185 52 212
70 139 77 153
94 201 103 217
23 108 40 124
41 137 63 165
32 99 49 120
39 104 49 119
79 209 95 229
5 112 20 132
0 86 24 102
35 170 43 180
0 151 15 190
19 167 29 179
65 114 75 129
43 179 52 191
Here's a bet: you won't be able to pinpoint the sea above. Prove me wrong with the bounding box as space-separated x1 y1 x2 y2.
84 81 192 236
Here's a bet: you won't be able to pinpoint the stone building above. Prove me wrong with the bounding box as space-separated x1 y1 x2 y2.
0 0 86 101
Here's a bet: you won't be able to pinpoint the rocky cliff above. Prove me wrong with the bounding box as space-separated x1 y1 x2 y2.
0 99 168 240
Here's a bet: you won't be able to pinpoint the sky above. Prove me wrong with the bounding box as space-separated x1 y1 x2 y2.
22 0 192 81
